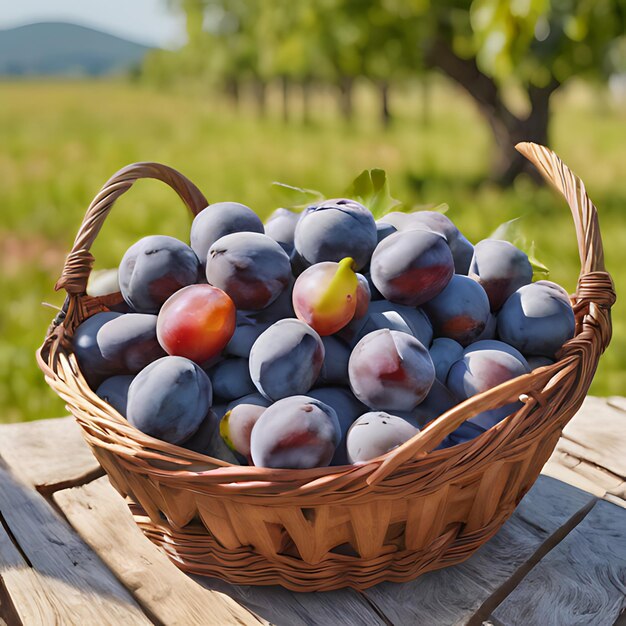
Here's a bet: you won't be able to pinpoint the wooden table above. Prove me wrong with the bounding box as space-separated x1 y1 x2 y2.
0 396 624 626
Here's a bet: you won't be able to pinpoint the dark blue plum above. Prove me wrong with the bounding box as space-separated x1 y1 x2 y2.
182 410 240 463
346 411 419 463
469 239 533 311
250 395 341 469
206 232 291 310
375 221 397 243
119 235 200 313
370 229 454 306
348 329 435 411
225 312 271 358
365 301 433 347
474 312 497 341
527 356 555 369
190 202 264 266
317 335 351 386
308 386 367 465
264 208 300 254
412 379 459 428
381 210 474 274
96 375 134 416
447 346 530 430
423 274 490 346
497 281 575 358
127 356 212 445
249 319 325 400
429 338 464 383
226 392 271 412
72 311 123 385
294 198 377 270
208 358 256 400
97 313 166 373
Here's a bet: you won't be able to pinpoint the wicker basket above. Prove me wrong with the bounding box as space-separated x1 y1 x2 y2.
38 143 615 592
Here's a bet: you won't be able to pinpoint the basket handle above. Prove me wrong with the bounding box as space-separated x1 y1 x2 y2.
55 162 208 296
366 141 615 487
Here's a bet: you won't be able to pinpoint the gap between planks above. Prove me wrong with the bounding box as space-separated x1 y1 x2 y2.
466 495 599 625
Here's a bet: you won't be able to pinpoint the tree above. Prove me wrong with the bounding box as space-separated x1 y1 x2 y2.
422 0 626 182
167 0 625 182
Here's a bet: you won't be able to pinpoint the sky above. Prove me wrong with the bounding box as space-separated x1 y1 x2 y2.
0 0 187 49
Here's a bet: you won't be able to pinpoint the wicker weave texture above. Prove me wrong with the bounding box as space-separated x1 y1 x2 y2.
38 143 615 591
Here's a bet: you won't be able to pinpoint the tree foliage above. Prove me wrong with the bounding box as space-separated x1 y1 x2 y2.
157 0 626 181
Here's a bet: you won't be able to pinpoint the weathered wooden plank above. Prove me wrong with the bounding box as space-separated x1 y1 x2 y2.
559 396 626 479
492 500 626 626
361 476 596 626
55 476 385 626
0 416 101 491
0 457 151 625
54 477 262 626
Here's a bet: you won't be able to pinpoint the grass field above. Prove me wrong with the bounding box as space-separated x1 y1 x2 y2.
1 77 624 423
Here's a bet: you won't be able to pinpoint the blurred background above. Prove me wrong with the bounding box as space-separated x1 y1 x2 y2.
0 0 624 423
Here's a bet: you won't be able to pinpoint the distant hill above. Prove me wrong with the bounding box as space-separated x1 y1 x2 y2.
0 22 151 76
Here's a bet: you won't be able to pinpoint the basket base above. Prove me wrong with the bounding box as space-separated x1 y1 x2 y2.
129 501 508 592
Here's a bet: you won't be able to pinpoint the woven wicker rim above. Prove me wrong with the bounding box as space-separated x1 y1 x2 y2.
38 142 616 496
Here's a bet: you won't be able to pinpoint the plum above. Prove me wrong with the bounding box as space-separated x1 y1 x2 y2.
429 337 464 383
182 410 240 463
348 329 435 411
423 274 490 346
527 356 555 369
292 258 358 335
220 403 266 458
208 358 256 400
72 311 123 385
96 374 134 416
381 210 474 274
469 239 533 311
226 392 271 412
190 202 264 266
346 411 419 463
126 356 212 445
317 335 351 386
474 311 497 341
249 319 325 400
370 229 454 306
497 280 575 358
294 198 377 270
225 312 271 358
447 346 530 430
156 284 236 365
206 232 292 310
355 273 371 319
249 395 341 469
308 386 367 465
98 313 166 373
413 379 459 428
365 301 433 347
118 235 200 313
264 208 300 254
375 221 397 243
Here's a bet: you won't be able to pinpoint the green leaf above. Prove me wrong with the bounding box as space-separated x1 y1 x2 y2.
345 169 402 219
410 202 450 214
489 217 550 281
271 181 324 210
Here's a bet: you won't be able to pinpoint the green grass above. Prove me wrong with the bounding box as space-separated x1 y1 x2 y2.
0 77 624 422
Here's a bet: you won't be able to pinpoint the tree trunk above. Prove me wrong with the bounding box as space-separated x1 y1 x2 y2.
486 83 555 185
302 80 312 125
380 81 391 128
425 38 559 185
225 77 239 108
339 76 354 121
281 76 290 124
253 80 267 117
